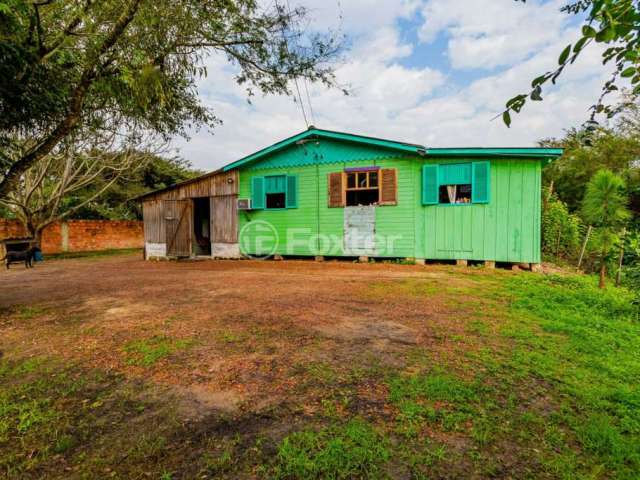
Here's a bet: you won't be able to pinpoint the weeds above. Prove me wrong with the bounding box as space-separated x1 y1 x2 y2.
123 336 193 367
272 419 390 479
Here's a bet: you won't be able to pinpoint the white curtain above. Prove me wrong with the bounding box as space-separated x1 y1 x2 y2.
447 185 457 204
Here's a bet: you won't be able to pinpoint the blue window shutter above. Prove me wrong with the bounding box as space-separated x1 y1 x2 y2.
422 164 439 205
439 163 471 185
286 175 298 208
251 176 265 209
265 175 286 193
472 161 490 204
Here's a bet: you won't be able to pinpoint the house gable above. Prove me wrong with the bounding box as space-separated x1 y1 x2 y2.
240 137 420 171
222 128 425 172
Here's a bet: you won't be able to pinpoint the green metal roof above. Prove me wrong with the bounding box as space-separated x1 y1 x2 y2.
220 127 563 172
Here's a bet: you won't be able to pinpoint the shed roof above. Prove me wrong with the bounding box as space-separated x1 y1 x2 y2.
135 168 222 201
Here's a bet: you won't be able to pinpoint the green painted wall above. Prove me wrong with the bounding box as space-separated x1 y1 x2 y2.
238 146 542 263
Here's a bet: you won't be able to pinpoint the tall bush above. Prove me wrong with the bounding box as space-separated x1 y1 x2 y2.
542 189 582 262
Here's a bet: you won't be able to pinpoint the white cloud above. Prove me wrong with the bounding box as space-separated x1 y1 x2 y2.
419 0 569 69
172 0 614 170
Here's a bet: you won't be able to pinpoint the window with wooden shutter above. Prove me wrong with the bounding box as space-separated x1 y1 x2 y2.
472 161 490 204
379 168 397 205
251 176 265 209
422 162 491 205
328 172 344 207
422 164 439 205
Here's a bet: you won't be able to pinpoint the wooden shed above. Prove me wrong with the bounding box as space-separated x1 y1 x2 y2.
138 170 239 259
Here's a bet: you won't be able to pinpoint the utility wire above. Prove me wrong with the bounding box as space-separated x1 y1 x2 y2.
303 76 316 126
293 76 309 127
281 0 313 128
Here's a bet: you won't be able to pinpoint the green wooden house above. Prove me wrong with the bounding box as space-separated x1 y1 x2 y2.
221 127 562 266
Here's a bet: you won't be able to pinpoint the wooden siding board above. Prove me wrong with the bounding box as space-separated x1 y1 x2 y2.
142 171 238 203
238 147 543 263
142 200 164 243
212 195 238 243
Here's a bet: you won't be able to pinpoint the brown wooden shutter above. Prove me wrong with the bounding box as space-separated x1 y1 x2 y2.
379 168 398 205
328 172 345 207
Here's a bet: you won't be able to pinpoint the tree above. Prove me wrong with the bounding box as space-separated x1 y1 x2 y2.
581 169 630 288
0 0 342 198
539 99 640 219
0 129 160 244
503 0 640 126
68 155 201 220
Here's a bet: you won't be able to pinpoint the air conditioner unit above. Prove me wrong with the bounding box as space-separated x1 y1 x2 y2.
237 198 252 210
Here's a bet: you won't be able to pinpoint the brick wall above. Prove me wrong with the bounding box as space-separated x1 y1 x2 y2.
0 219 143 254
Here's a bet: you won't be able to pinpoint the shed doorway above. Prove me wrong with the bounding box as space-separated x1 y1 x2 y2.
193 197 211 256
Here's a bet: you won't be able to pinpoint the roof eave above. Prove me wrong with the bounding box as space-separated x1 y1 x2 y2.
425 148 563 158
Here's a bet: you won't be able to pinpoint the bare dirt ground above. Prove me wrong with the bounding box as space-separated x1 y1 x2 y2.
1 253 492 416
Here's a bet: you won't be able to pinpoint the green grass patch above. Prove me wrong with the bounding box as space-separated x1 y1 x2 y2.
387 372 479 436
272 419 390 479
123 336 193 367
494 274 640 478
46 248 142 261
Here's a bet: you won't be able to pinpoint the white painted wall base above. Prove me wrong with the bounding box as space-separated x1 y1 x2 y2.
145 242 167 259
212 242 240 258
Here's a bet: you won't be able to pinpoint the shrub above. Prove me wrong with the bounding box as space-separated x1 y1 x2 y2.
542 191 582 261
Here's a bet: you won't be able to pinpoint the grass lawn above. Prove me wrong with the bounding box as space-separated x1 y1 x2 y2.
0 254 638 479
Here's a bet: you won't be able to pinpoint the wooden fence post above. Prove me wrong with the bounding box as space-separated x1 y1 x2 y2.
577 225 592 271
616 228 627 287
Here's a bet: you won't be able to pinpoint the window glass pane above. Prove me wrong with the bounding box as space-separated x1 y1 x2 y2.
369 171 378 187
358 172 367 188
266 192 286 209
347 173 356 189
439 185 452 204
458 184 472 203
346 189 379 206
439 184 472 204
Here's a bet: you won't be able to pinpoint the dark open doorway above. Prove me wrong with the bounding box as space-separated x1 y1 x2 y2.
193 197 211 256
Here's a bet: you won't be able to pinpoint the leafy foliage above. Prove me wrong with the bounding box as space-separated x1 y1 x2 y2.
582 169 630 229
0 0 342 197
506 0 640 125
69 155 200 220
541 120 640 219
541 189 582 261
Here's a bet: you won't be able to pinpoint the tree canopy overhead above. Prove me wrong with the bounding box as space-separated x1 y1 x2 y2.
503 0 640 127
0 0 342 198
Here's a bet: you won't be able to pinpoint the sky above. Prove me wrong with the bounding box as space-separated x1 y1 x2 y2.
171 0 612 171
